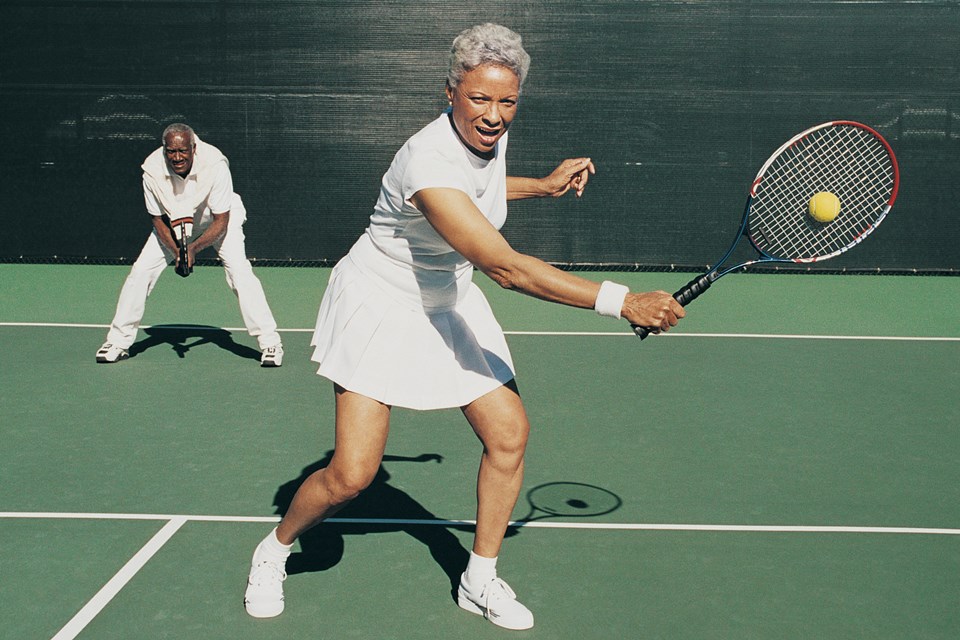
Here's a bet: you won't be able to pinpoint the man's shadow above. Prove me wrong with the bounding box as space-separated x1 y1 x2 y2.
130 325 260 361
273 451 478 597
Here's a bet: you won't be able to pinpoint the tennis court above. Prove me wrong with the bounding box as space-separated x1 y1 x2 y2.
2 264 958 639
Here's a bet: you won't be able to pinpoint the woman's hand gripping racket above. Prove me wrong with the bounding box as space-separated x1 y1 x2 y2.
633 120 900 339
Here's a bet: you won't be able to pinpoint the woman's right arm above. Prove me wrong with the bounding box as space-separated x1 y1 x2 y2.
409 187 684 332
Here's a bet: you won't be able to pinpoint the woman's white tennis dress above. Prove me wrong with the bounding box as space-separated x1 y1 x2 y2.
310 113 516 410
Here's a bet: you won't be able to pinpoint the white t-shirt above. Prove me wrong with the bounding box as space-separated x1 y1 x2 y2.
353 111 508 312
141 138 243 231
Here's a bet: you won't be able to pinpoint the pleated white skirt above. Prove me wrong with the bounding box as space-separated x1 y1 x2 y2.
310 238 516 410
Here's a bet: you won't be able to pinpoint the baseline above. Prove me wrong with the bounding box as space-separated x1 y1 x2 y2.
3 511 959 536
0 322 958 341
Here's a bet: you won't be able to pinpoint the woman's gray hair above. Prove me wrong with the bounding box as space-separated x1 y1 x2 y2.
161 122 195 143
447 23 531 91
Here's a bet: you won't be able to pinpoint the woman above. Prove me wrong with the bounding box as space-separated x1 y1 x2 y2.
244 23 684 631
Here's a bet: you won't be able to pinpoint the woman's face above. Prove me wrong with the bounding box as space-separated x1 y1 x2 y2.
446 64 520 158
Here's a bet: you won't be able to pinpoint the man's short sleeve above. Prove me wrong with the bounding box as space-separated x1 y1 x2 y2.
143 177 162 217
207 162 234 214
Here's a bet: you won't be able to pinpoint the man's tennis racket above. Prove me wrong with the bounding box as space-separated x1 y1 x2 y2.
633 120 900 339
171 217 193 278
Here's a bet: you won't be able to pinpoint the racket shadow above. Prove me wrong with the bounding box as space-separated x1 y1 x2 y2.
509 481 624 530
131 324 261 361
272 451 472 596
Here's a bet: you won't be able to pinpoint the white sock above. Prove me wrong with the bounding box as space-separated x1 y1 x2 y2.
256 527 293 563
465 551 498 584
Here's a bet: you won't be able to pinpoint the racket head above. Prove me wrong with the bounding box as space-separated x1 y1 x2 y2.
747 121 899 263
169 217 194 242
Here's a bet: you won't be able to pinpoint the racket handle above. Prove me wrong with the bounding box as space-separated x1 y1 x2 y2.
673 273 712 306
632 274 713 339
175 222 191 278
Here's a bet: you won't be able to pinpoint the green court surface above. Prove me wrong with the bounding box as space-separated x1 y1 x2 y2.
1 264 958 639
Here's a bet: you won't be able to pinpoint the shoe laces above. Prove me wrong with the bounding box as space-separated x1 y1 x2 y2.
249 559 286 588
480 577 517 605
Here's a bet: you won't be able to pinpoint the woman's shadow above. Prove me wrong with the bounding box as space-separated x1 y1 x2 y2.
273 451 475 597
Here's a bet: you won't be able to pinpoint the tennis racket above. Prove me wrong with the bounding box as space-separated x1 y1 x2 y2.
171 217 193 278
633 120 899 339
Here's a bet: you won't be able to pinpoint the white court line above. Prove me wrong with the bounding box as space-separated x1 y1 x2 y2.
3 511 959 536
7 511 956 637
0 322 115 329
50 517 187 640
505 331 960 341
0 511 281 523
0 322 957 341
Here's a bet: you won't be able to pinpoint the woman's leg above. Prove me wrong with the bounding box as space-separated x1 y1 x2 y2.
245 385 391 618
461 380 530 558
456 380 534 630
277 385 392 542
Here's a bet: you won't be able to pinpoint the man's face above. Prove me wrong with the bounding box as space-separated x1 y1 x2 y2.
163 131 196 177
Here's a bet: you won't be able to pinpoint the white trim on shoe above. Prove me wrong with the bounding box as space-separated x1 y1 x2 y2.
260 344 283 367
95 343 129 363
457 573 534 630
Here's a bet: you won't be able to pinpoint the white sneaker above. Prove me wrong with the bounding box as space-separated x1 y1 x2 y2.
260 345 283 368
244 545 287 618
95 343 129 363
457 573 534 630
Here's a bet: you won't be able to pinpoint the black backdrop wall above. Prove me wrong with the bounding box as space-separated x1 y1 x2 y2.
2 1 958 272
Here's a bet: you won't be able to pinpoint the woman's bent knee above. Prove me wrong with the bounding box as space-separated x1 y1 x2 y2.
483 422 529 464
325 465 378 503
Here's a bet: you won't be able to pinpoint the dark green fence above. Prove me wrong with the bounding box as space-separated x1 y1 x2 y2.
2 1 958 272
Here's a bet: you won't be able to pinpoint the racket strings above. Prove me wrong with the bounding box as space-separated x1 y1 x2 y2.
755 128 892 258
750 124 896 261
759 130 888 257
768 143 880 256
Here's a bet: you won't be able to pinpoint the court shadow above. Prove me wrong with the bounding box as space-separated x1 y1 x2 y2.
130 325 260 361
273 451 474 597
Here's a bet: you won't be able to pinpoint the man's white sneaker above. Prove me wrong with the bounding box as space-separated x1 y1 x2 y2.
95 343 129 363
244 550 287 618
457 573 534 630
260 345 283 367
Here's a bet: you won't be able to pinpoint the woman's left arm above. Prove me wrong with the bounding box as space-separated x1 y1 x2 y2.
506 157 595 200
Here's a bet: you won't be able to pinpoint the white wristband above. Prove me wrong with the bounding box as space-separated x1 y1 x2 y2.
594 281 629 319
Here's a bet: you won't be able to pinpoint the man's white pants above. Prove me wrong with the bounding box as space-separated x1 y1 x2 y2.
105 223 281 351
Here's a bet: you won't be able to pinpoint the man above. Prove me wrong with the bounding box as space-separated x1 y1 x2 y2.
96 123 284 366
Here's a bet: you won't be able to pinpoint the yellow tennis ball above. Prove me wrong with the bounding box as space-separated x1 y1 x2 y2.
808 191 840 223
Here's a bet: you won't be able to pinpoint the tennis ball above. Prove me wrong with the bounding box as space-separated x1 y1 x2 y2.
808 191 840 223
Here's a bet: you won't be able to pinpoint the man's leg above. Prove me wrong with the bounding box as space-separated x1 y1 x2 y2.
215 224 283 361
98 233 169 361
